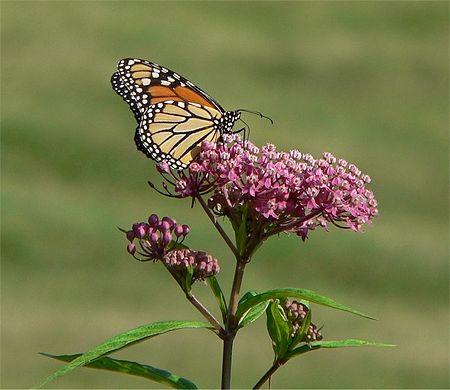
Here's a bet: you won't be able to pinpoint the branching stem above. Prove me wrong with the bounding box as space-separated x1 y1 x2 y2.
197 194 248 389
196 194 240 259
186 292 224 335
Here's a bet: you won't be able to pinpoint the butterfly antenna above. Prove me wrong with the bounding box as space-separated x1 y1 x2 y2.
237 108 274 125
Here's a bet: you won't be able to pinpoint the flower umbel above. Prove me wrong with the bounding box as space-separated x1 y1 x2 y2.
154 135 378 253
124 214 219 292
125 214 189 262
164 249 220 281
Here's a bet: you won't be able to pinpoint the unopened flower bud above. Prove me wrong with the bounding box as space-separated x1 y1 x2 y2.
150 232 159 243
160 220 170 231
157 161 171 174
127 243 136 255
182 225 190 235
148 214 159 227
126 230 135 242
162 216 175 228
132 223 145 236
162 231 172 245
174 225 184 237
136 224 147 239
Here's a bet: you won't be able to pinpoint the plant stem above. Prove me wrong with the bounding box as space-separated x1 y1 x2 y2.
221 332 234 389
252 360 283 389
196 193 248 388
221 260 247 389
186 293 224 334
196 194 240 260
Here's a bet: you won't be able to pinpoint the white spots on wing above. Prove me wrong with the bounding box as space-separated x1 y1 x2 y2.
173 73 180 80
136 87 143 93
152 72 160 78
128 59 135 65
142 78 151 86
167 76 175 82
161 80 171 86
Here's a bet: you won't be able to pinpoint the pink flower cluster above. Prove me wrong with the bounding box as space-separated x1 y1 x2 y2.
126 214 190 261
164 249 220 280
157 135 378 240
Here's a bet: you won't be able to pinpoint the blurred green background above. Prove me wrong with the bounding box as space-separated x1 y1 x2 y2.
2 1 448 388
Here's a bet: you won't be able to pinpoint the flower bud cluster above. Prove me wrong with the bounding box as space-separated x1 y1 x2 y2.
283 299 323 342
164 249 220 280
155 134 378 241
125 214 190 261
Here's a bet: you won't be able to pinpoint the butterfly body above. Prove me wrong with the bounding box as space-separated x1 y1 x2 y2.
111 58 241 169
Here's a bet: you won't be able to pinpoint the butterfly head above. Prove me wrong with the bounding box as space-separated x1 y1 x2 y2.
220 111 241 134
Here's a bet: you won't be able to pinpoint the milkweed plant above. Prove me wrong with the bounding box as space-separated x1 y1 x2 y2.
39 134 393 389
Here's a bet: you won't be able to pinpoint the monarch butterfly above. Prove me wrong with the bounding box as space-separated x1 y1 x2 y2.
111 58 242 169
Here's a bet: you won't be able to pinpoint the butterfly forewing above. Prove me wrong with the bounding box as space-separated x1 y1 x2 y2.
111 72 142 122
115 58 224 114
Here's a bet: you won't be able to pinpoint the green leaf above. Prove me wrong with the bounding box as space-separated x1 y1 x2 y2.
266 300 291 359
37 321 211 388
236 288 374 322
207 276 227 321
286 339 396 359
181 265 194 293
235 204 249 255
238 291 269 328
40 353 198 389
239 300 270 328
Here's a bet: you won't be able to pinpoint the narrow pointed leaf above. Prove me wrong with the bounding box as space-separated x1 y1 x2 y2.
236 288 374 321
266 300 291 359
287 339 396 359
238 299 270 328
37 321 211 388
237 291 267 327
207 276 227 321
40 353 198 389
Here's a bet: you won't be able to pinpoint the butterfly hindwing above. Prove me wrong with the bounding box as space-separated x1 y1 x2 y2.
136 101 223 169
